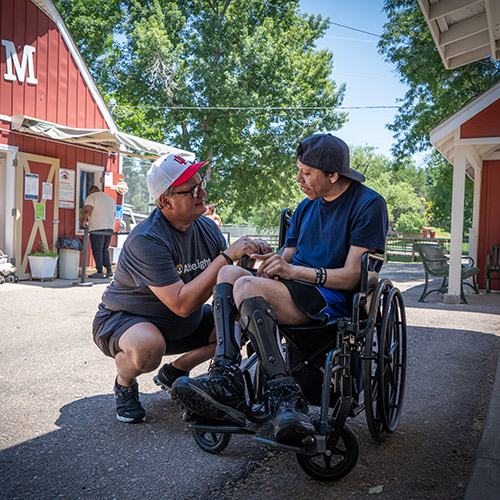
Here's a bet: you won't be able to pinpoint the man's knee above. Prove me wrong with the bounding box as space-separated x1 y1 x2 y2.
218 265 250 284
233 276 263 306
118 324 165 372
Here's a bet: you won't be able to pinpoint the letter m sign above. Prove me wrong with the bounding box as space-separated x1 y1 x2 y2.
2 40 38 84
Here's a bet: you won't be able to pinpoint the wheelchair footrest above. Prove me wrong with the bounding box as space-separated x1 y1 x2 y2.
252 435 326 455
189 423 256 435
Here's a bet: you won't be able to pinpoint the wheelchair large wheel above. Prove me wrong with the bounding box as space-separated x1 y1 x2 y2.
378 287 407 433
363 280 392 442
192 429 231 454
296 420 359 482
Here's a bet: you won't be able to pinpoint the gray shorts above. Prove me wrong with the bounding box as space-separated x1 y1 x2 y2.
92 303 214 358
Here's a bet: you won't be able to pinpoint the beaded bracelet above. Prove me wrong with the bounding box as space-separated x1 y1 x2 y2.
220 251 233 265
318 267 327 286
314 267 321 285
314 267 327 286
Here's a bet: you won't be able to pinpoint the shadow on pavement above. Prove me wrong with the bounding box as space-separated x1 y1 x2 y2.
0 392 259 500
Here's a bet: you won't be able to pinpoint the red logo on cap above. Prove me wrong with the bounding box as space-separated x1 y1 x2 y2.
173 155 187 165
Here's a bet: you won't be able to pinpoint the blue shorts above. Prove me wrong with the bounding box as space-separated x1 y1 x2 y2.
279 279 350 324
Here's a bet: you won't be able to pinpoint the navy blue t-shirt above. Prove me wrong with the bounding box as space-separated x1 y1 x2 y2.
99 209 226 338
285 181 388 272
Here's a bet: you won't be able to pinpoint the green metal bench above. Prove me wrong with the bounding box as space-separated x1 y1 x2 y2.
486 245 500 293
413 242 480 304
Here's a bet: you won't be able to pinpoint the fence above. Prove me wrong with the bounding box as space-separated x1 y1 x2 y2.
384 237 469 263
226 227 468 263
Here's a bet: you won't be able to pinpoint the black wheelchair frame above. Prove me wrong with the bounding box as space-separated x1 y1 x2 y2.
188 209 407 481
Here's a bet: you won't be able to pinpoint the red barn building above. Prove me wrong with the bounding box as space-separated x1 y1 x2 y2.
0 0 193 279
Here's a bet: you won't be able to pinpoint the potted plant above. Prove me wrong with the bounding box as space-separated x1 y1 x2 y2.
28 243 58 280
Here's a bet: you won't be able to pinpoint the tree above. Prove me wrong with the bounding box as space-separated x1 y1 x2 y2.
55 0 347 227
378 0 500 158
425 151 473 232
351 146 426 234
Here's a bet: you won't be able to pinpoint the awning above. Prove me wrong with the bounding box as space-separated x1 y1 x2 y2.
418 0 500 69
10 115 195 161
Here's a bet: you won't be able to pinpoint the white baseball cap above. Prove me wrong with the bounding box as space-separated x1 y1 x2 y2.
147 154 208 200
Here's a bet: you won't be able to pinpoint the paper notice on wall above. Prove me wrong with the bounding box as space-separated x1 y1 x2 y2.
24 173 39 200
59 169 75 209
42 182 53 200
35 203 45 220
105 171 113 187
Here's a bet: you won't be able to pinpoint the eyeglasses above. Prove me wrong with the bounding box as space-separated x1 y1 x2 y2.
172 176 208 198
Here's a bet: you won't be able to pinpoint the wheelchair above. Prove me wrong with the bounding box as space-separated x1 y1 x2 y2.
187 209 407 481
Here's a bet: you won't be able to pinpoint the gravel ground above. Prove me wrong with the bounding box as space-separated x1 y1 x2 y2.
0 264 499 500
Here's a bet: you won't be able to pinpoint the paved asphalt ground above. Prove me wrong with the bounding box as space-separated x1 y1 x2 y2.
0 263 499 500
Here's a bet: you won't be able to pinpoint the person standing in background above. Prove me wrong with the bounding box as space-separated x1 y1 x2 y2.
81 186 116 279
204 203 222 228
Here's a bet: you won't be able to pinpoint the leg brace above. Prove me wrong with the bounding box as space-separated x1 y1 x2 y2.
213 282 241 364
239 296 288 380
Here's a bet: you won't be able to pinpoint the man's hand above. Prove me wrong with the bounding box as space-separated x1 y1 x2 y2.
252 252 294 280
225 237 260 262
226 237 271 262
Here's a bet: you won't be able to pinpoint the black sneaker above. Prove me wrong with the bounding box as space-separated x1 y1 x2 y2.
89 272 105 279
171 362 246 426
106 270 113 278
153 363 189 391
269 377 315 444
114 378 146 423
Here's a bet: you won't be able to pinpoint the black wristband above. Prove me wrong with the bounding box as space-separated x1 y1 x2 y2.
318 267 327 286
220 251 233 265
314 267 321 285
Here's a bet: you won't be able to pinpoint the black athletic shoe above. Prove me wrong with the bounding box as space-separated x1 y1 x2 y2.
153 363 189 391
171 362 246 426
269 377 315 444
114 378 146 423
89 272 105 279
106 270 113 278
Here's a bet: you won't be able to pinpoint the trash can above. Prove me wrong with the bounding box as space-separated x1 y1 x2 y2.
57 238 83 279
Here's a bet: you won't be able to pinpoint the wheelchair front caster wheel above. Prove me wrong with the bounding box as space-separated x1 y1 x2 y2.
296 422 359 481
192 429 231 454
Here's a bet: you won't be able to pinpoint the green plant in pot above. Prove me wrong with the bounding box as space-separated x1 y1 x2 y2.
28 243 58 280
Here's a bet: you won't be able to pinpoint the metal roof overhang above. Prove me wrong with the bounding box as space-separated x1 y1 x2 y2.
418 0 500 69
10 115 195 161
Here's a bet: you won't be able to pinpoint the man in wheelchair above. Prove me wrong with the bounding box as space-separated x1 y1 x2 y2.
172 134 388 445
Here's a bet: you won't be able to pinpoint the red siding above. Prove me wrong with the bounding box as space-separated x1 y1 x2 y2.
461 100 500 138
477 160 500 290
0 0 122 272
0 0 109 129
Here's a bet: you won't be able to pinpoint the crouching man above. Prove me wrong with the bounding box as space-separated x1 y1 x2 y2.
92 153 269 423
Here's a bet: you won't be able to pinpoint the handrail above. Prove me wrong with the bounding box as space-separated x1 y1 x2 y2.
73 227 129 287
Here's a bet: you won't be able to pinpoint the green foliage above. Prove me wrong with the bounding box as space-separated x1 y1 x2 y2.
122 157 151 214
29 243 58 257
379 0 500 158
55 0 347 227
425 151 473 232
352 146 426 234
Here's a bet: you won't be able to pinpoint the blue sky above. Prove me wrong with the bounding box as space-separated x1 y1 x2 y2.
299 1 415 161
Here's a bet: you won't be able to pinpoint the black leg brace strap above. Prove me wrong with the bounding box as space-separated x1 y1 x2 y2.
213 282 241 364
239 296 288 380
